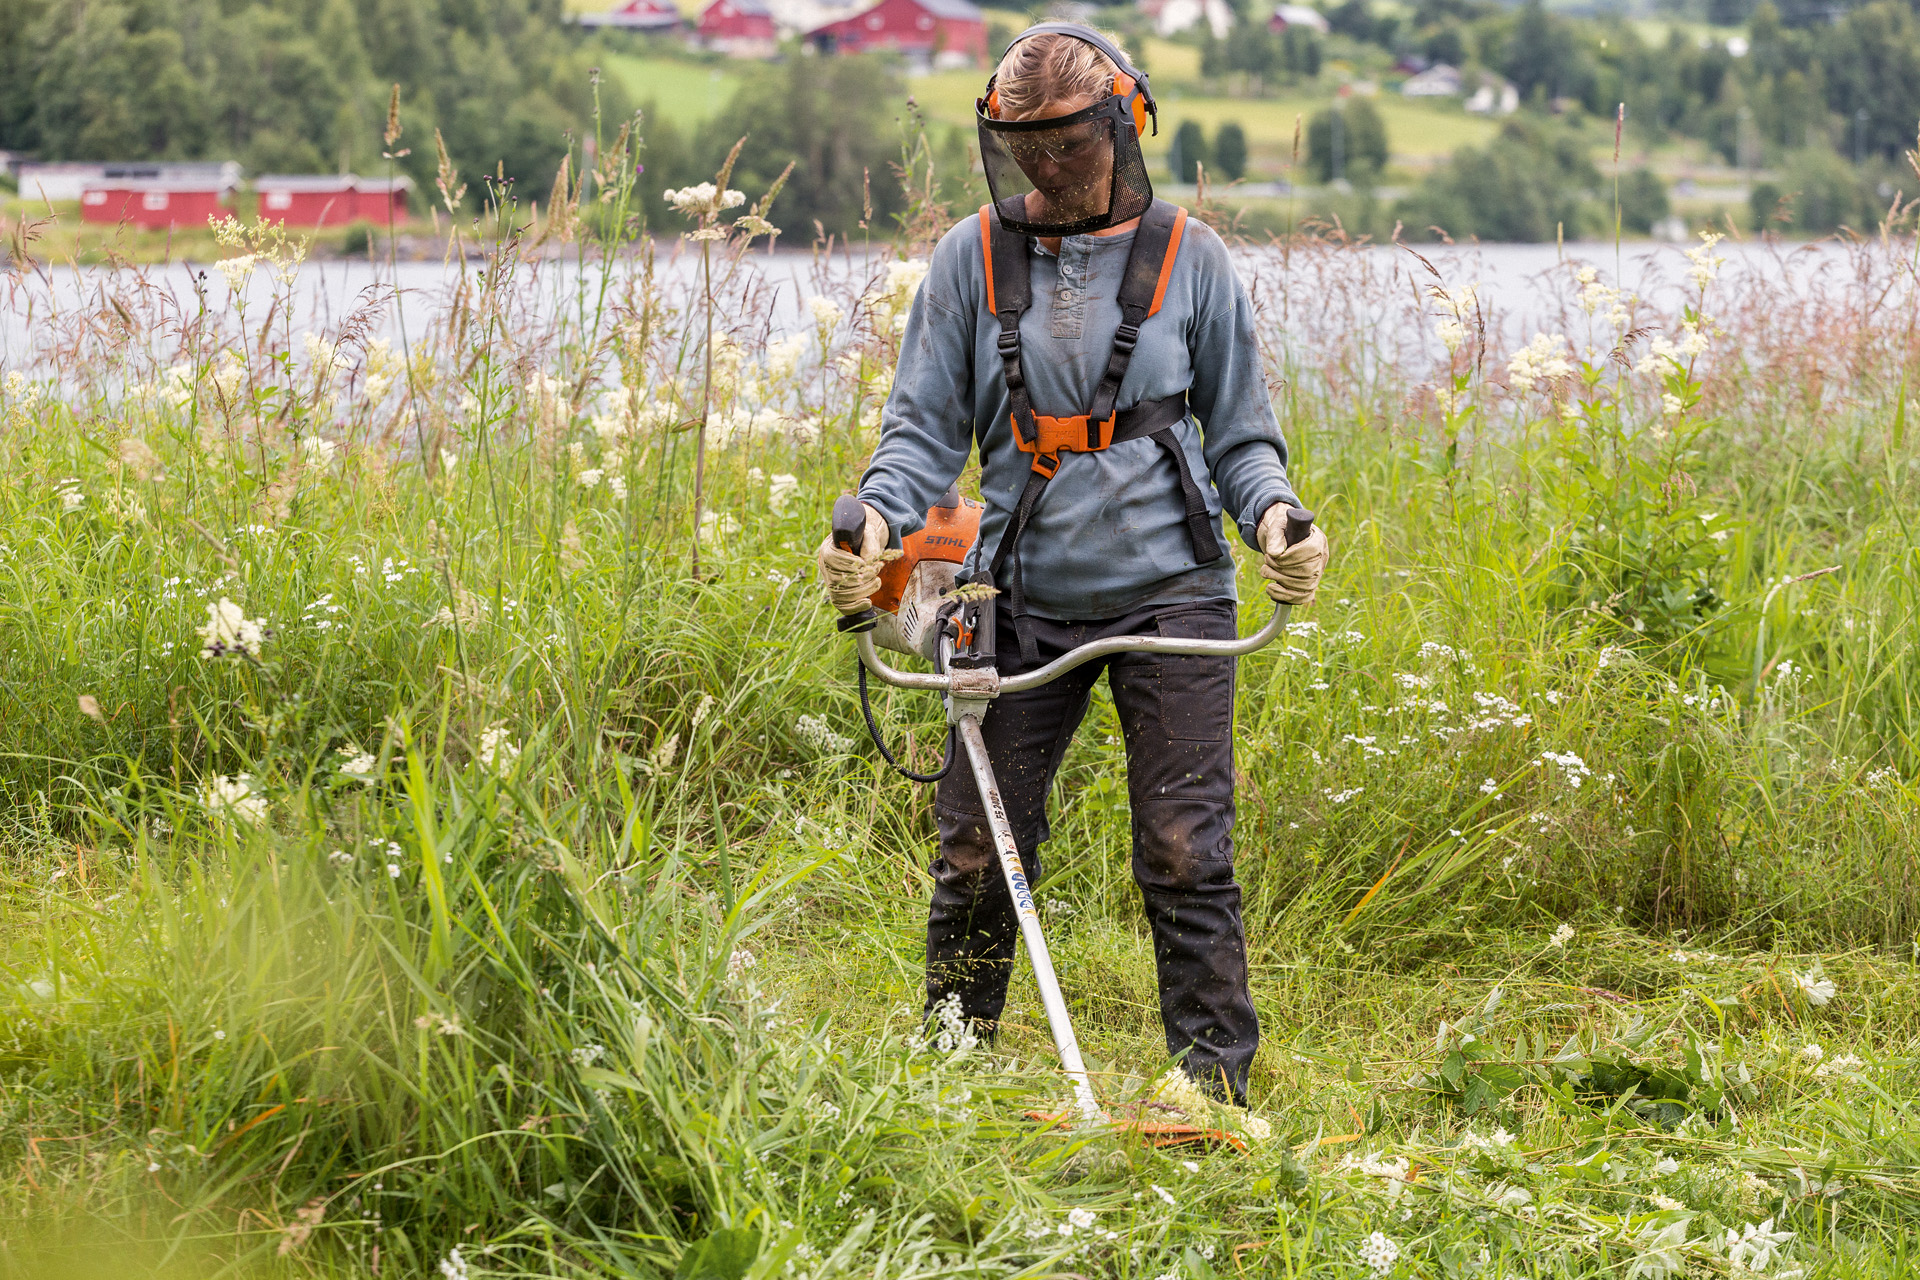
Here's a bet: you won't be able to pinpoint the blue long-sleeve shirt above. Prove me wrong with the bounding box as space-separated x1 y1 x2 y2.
858 209 1298 621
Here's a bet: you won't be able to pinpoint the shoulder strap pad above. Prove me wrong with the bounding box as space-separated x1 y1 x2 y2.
980 200 1033 317
1088 199 1188 428
1115 198 1188 322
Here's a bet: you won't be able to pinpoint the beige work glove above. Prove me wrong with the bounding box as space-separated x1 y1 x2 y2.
1256 504 1331 606
814 501 891 615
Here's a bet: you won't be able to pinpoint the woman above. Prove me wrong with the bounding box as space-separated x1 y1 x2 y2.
816 24 1330 1108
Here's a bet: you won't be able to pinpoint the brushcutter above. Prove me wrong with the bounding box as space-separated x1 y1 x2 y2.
831 489 1313 1140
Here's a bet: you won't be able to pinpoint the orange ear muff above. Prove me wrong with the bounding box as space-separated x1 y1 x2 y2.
1113 72 1148 137
986 86 1001 118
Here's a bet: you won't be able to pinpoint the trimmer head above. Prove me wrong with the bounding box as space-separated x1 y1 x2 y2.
1023 1102 1250 1152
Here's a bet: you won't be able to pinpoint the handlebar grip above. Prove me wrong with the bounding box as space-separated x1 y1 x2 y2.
830 493 880 634
1283 505 1316 549
831 493 868 554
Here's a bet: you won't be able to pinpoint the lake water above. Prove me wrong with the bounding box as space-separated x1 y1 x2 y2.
0 234 1893 378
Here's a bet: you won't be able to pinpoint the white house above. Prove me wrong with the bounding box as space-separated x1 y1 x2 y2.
1136 0 1231 39
1464 74 1519 115
1400 63 1461 97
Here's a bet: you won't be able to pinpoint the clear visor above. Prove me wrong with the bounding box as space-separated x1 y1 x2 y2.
976 97 1152 236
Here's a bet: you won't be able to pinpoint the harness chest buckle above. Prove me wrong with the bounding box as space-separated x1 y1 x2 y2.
1012 412 1117 456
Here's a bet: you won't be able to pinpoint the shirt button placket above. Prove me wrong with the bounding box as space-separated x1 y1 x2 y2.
1052 241 1087 340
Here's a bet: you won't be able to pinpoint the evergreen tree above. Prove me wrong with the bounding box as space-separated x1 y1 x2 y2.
1213 122 1248 181
1172 119 1209 182
1306 98 1388 183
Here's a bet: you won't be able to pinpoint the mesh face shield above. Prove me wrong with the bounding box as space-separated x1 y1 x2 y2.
976 95 1153 237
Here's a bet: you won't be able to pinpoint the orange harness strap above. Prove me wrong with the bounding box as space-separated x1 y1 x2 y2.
977 197 1220 664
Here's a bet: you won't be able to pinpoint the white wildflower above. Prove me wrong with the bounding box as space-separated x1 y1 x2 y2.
663 183 745 217
1357 1231 1399 1277
1649 1193 1686 1212
1506 332 1572 393
1684 230 1727 292
578 468 604 490
766 333 809 382
865 258 930 325
1799 1044 1824 1064
476 726 520 772
728 949 756 980
796 713 852 755
336 747 377 782
55 478 85 512
438 1247 470 1280
301 436 339 466
808 295 845 330
303 333 341 388
197 598 268 659
1150 1183 1177 1207
215 254 259 292
698 509 740 545
202 774 267 826
1480 777 1499 795
1662 392 1684 417
361 338 400 402
1550 923 1575 948
768 472 800 515
570 1043 606 1069
928 991 977 1053
1151 1067 1215 1118
1067 1207 1095 1231
1793 968 1836 1006
1814 1053 1866 1079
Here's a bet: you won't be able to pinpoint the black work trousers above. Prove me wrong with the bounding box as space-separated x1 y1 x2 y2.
926 598 1258 1105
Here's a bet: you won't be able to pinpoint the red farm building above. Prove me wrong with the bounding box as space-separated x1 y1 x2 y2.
255 175 412 228
808 0 986 66
697 0 778 54
80 179 231 229
578 0 683 28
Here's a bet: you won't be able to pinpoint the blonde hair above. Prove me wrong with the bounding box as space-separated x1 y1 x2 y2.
991 31 1126 120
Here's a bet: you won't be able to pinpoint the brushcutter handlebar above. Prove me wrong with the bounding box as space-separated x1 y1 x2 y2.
849 506 1311 695
854 600 1295 694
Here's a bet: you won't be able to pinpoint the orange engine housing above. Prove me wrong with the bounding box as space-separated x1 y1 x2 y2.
871 487 982 615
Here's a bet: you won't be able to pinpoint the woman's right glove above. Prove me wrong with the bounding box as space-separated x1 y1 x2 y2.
814 501 891 615
1256 504 1331 606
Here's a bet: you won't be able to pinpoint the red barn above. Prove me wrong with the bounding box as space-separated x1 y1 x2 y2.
697 0 777 54
808 0 986 65
80 180 229 229
256 176 412 227
351 176 411 224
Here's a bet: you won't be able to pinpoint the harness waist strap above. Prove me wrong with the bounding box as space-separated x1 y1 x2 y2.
1011 392 1190 458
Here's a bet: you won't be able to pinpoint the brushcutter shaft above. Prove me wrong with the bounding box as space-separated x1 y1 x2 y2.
956 714 1107 1129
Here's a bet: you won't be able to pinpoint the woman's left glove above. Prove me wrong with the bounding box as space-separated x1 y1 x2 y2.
814 501 891 615
1256 504 1331 606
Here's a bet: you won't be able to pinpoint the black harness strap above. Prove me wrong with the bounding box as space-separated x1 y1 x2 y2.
989 195 1039 460
983 199 1224 663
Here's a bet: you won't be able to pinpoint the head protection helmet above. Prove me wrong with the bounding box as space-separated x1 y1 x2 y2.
976 22 1158 237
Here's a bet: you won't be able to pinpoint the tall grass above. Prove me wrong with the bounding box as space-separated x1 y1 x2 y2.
2 112 1919 1276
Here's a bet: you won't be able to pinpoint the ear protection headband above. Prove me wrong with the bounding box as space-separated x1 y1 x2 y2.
979 22 1159 139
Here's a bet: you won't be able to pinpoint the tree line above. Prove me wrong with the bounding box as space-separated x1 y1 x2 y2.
0 0 626 204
